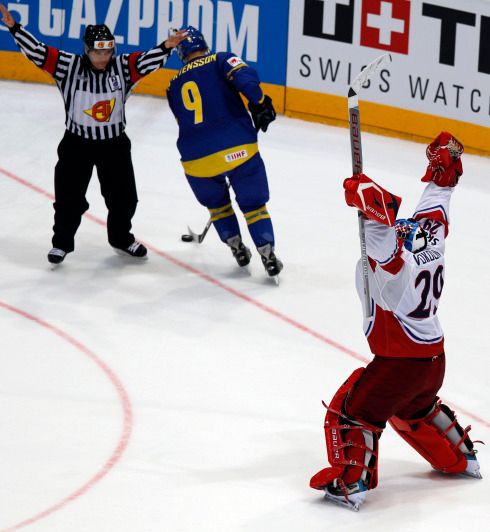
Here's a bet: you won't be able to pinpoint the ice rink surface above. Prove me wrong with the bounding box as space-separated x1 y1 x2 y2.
0 80 489 531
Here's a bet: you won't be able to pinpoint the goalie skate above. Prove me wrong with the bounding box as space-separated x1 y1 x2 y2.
461 453 482 479
437 452 482 479
390 401 483 480
323 479 367 512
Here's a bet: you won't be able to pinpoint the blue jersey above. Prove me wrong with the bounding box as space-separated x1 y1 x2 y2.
167 52 264 178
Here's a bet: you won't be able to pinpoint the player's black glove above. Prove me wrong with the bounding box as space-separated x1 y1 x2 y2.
248 95 276 133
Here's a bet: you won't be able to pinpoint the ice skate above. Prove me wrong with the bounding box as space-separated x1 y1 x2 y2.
113 241 148 259
462 452 482 479
47 247 66 265
257 243 283 282
227 235 251 267
323 479 367 512
432 451 483 479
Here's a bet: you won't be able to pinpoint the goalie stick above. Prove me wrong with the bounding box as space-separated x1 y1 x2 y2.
348 53 392 318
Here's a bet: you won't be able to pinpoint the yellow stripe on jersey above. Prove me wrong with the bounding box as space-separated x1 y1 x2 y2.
226 63 247 79
209 203 235 222
244 205 270 225
182 143 259 178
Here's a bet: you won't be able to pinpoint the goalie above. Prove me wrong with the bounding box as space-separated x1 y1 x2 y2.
310 132 482 510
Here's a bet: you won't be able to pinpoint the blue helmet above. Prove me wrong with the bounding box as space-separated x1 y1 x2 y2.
395 218 427 253
175 26 208 62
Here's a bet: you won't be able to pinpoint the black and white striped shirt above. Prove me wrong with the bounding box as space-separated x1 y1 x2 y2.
10 24 171 140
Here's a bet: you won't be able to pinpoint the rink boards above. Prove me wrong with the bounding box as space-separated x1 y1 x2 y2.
0 0 488 154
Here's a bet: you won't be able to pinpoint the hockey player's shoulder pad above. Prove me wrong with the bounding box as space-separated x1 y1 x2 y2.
421 131 463 187
343 173 401 227
219 52 247 73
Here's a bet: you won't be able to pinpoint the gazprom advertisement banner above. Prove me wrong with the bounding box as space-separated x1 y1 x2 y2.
0 0 288 86
0 1 488 151
287 0 490 128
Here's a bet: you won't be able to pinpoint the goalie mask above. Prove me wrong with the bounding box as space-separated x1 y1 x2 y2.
395 219 428 254
83 24 115 54
175 26 208 62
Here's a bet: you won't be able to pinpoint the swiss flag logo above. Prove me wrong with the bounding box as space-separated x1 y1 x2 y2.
360 0 411 54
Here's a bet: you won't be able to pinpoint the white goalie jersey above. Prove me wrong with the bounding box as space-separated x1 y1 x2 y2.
356 182 454 358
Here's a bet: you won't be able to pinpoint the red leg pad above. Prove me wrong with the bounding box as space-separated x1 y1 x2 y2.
390 403 469 474
310 466 344 490
310 368 381 490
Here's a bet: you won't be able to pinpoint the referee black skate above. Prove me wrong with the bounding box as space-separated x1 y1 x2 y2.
0 4 186 264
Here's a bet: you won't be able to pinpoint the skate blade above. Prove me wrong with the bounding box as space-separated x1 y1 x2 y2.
235 264 251 275
323 489 366 512
459 464 483 479
461 470 483 479
432 462 483 480
271 274 280 286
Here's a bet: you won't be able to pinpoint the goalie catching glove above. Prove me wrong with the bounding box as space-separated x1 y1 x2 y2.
248 94 276 132
422 131 463 187
343 173 401 227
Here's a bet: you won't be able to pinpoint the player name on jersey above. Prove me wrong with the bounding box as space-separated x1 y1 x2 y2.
413 249 442 265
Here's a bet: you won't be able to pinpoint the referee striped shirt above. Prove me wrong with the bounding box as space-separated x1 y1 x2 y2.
9 24 171 140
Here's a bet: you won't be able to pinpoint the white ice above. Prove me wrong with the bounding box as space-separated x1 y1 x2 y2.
0 80 488 531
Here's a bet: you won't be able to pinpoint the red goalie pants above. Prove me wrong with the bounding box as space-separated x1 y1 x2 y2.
345 354 445 427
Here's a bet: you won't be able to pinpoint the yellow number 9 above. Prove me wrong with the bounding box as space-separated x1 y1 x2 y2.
181 81 203 124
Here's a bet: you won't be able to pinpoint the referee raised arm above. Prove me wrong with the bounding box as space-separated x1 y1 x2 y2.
0 3 185 264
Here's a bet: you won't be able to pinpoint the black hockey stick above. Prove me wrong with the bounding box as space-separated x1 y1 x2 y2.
181 218 212 243
348 53 392 318
181 179 231 244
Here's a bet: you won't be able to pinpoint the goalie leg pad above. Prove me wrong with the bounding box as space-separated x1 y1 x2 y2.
310 368 382 493
390 401 479 475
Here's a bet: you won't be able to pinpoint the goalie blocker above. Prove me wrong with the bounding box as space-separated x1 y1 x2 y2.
343 173 401 226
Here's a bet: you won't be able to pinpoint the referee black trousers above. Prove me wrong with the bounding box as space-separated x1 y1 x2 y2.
52 131 138 252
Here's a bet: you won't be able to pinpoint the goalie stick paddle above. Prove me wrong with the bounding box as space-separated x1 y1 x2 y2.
348 53 392 318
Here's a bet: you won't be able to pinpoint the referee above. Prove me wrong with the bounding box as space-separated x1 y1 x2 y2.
0 4 185 264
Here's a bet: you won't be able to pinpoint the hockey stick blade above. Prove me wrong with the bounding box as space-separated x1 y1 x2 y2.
349 53 392 101
182 180 230 244
185 218 212 244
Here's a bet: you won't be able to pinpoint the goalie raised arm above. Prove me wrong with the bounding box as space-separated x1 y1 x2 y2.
310 131 480 512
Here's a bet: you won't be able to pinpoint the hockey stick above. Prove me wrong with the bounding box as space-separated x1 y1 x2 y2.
181 218 212 243
348 53 392 318
181 179 231 244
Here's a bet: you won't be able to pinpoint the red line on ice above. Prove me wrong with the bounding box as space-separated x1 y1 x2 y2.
2 165 489 432
0 301 133 531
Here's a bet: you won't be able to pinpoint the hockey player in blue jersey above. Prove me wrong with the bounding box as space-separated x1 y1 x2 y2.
166 26 282 278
